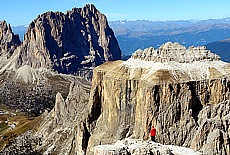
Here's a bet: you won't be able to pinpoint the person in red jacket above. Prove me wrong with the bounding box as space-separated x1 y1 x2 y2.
150 126 156 142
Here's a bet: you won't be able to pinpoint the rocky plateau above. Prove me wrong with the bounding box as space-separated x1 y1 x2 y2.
85 42 230 155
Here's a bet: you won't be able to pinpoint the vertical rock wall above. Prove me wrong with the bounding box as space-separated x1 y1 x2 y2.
2 61 229 155
87 63 230 154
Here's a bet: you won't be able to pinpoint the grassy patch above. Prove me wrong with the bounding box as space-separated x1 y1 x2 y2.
0 114 43 150
0 122 8 133
0 115 8 122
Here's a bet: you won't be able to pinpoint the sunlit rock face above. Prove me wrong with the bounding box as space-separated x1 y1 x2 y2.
123 42 228 83
87 42 230 155
14 4 121 74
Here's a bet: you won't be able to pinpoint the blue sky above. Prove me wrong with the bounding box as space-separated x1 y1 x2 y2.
1 0 230 26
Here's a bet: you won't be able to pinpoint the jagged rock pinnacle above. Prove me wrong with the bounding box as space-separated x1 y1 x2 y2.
0 20 21 57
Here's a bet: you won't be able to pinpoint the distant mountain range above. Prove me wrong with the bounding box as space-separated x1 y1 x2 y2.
12 25 28 41
12 18 230 61
206 38 230 61
109 18 230 60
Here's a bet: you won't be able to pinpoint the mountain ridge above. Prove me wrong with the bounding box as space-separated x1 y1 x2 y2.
109 18 230 57
0 21 21 58
206 38 230 62
11 17 230 60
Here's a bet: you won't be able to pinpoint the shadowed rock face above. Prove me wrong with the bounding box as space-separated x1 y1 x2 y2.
0 20 21 58
15 4 121 74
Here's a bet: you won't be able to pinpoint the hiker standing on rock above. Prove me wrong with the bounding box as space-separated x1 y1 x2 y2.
150 126 156 142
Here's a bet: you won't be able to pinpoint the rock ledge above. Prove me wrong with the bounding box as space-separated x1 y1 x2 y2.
94 139 202 155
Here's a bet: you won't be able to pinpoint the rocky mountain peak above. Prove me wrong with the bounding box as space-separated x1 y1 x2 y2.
131 42 220 63
14 4 121 74
82 3 98 13
0 20 21 57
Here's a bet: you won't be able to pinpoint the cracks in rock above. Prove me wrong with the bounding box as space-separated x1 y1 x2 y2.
176 83 181 95
169 84 174 92
81 85 102 154
153 85 160 105
187 82 203 122
125 80 132 102
89 86 102 125
82 122 91 155
175 101 181 122
69 135 76 154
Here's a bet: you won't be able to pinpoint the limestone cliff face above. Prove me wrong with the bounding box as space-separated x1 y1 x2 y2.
87 43 230 154
15 4 121 74
88 66 230 155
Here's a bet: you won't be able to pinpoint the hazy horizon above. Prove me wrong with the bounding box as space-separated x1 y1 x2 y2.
1 0 230 26
10 17 230 27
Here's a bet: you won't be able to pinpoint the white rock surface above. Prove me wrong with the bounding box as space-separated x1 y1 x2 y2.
94 138 203 155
